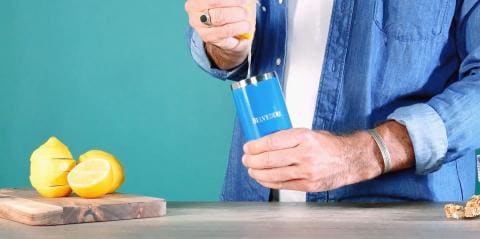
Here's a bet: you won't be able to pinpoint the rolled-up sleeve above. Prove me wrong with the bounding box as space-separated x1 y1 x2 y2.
389 1 480 175
388 104 448 174
186 27 247 81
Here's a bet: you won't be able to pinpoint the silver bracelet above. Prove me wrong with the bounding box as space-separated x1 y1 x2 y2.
368 129 392 174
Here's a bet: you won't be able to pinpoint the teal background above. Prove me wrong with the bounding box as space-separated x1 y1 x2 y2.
0 1 235 201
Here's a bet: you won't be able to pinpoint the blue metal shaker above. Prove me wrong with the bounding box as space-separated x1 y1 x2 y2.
231 72 292 141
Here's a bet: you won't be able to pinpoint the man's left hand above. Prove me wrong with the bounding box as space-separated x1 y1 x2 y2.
242 122 414 192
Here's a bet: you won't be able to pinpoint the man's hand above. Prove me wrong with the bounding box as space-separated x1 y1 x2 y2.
185 0 253 70
242 121 414 192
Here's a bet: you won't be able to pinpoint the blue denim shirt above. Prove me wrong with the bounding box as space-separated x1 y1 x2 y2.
187 0 480 202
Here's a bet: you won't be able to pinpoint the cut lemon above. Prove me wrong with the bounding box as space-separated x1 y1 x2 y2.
236 0 256 40
29 137 75 198
67 158 113 198
30 158 76 175
33 185 72 198
79 150 124 193
30 172 70 188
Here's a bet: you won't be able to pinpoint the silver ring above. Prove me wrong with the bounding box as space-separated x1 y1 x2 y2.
200 10 212 27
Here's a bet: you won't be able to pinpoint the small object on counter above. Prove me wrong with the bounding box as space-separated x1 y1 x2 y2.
444 196 480 219
465 195 480 218
444 204 465 219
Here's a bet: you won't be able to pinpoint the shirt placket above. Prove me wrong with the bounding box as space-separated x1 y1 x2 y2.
310 0 355 202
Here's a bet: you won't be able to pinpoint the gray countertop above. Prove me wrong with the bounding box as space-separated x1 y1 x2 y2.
1 202 479 238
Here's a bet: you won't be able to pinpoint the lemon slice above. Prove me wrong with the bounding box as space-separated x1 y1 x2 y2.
30 158 76 175
79 150 124 193
33 185 72 198
30 172 70 188
68 158 113 198
30 137 73 161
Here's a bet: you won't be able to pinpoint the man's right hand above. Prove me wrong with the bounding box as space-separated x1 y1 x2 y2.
185 0 254 70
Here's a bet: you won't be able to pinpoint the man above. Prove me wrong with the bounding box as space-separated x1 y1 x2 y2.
185 0 480 202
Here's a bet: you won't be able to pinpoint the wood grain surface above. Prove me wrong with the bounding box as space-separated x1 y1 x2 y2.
0 188 166 226
1 202 480 238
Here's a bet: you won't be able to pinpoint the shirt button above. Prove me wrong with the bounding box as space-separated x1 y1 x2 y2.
278 0 283 4
276 58 282 66
261 6 267 12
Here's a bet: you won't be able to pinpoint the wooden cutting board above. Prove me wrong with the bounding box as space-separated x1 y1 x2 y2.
0 188 166 226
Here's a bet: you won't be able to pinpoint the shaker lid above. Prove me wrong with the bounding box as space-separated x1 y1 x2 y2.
231 72 276 90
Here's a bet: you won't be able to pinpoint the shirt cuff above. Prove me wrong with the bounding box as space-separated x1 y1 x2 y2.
387 103 448 175
189 30 247 80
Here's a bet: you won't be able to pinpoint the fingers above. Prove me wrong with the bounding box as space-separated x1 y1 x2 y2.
218 37 254 50
244 128 310 155
189 7 248 28
185 0 248 12
248 166 303 183
185 0 254 54
199 21 250 42
256 179 312 192
209 7 248 26
242 149 298 169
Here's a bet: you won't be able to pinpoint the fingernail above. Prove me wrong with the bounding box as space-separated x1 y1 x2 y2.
243 143 248 153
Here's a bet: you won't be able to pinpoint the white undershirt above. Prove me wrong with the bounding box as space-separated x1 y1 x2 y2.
280 0 334 202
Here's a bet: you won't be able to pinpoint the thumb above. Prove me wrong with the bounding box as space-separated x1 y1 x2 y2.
211 37 251 52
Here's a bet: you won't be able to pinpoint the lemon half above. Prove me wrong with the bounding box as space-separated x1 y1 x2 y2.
79 150 124 193
68 158 113 198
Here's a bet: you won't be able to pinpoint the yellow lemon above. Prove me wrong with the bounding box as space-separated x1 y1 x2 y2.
30 158 76 175
33 185 72 198
67 158 113 199
30 137 75 198
30 172 70 188
30 137 73 161
79 150 124 193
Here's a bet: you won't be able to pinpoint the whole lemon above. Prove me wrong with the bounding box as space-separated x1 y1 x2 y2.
79 150 124 193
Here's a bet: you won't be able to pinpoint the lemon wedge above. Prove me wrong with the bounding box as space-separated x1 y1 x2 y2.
68 158 113 198
34 185 72 198
236 0 256 40
30 172 70 188
30 158 76 175
79 150 124 193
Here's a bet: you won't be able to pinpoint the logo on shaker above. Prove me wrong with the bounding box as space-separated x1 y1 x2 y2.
252 111 282 124
231 72 292 140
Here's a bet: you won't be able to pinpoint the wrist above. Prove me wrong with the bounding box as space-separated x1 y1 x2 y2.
376 121 415 172
205 42 249 70
344 131 384 179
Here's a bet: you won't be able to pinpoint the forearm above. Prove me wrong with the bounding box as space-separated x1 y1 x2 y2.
346 121 415 178
205 43 249 71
